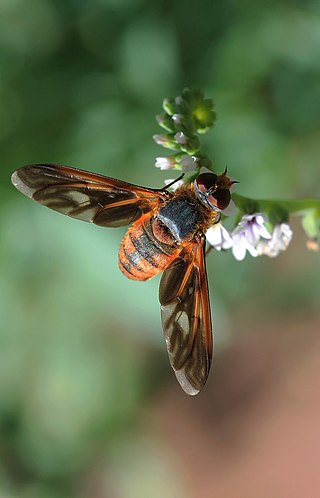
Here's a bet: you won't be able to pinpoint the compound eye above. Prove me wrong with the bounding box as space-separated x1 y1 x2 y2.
195 173 217 195
194 173 231 211
213 189 231 210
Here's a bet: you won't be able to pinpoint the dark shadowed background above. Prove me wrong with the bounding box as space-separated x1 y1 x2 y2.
1 1 320 497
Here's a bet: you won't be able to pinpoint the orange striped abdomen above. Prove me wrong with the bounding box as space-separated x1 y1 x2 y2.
118 215 180 281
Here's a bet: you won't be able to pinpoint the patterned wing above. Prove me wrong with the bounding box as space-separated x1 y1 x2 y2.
159 237 213 395
11 164 168 227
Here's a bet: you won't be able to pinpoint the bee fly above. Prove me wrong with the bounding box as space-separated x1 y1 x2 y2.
11 164 234 395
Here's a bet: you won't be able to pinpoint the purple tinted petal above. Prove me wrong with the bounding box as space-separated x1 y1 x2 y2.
246 224 257 246
256 224 272 240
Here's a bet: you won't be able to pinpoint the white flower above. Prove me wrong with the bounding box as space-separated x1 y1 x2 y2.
179 155 197 172
257 223 293 257
155 154 197 172
206 223 233 251
231 213 271 261
155 156 176 170
164 178 185 191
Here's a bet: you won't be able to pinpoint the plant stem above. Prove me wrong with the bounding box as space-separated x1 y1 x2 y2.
232 193 320 214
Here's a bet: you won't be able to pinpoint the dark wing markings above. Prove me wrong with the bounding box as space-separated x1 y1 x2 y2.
159 237 213 395
11 164 168 227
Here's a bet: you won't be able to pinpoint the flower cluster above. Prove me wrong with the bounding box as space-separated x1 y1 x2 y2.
153 88 320 260
153 88 215 174
206 216 293 261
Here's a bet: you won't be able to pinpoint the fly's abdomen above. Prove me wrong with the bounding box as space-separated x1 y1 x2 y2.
118 215 179 281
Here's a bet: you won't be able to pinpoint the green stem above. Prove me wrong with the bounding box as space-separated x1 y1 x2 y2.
232 193 320 214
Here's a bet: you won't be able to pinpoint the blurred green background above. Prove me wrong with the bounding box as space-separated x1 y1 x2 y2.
1 1 320 497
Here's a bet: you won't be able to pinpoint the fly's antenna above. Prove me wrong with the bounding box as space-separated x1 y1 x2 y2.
160 173 185 191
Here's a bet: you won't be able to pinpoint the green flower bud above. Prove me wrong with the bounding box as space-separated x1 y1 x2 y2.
156 113 176 133
180 88 216 133
192 99 216 133
174 133 200 154
302 209 320 239
174 96 190 116
172 114 195 135
153 133 181 151
162 98 177 116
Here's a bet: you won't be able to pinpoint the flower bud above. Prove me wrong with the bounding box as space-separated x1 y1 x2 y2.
156 113 176 133
179 155 198 172
153 134 181 151
302 209 320 240
174 96 190 115
174 133 200 154
172 113 195 135
162 98 177 116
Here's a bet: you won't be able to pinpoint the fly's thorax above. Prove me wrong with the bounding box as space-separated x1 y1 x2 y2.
155 186 213 243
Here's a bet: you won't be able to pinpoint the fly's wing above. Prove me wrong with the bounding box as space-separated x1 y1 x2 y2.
11 164 168 227
159 237 213 395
